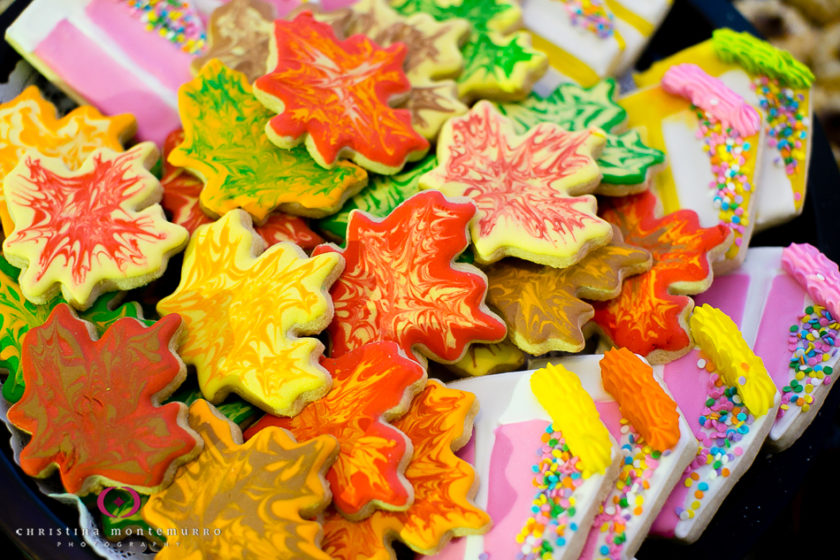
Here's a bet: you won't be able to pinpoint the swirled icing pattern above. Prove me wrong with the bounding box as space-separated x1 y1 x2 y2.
312 190 506 364
2 143 188 310
599 348 681 452
446 339 527 377
253 12 429 174
0 255 149 403
530 362 614 478
244 342 426 518
142 399 339 560
421 101 611 267
156 209 344 416
712 28 815 89
690 304 777 417
0 86 135 236
390 0 548 101
322 380 490 558
161 129 325 249
485 225 651 354
6 305 199 495
171 59 367 220
592 191 732 363
782 243 840 321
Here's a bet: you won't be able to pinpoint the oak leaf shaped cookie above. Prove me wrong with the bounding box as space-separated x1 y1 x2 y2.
253 11 429 174
485 225 652 355
2 143 188 310
171 59 367 221
444 339 527 377
420 101 612 268
322 380 490 558
161 129 325 250
0 255 150 403
142 399 339 560
312 190 506 364
6 304 199 495
0 86 135 236
592 191 732 364
245 341 427 520
157 209 344 416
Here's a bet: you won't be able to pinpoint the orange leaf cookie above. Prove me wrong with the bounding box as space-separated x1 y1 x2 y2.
322 380 490 559
245 341 427 520
485 225 652 354
420 101 611 267
157 209 344 416
0 86 135 236
6 304 199 495
2 143 188 310
253 11 430 174
592 191 732 364
143 399 339 560
312 190 506 364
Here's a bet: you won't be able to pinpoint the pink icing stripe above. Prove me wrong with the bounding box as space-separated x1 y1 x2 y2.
753 274 807 391
694 273 750 326
661 63 761 138
86 0 194 92
782 243 840 321
34 19 179 146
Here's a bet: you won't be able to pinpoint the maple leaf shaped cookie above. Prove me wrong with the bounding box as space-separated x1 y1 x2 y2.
592 191 733 364
6 304 200 495
143 399 339 560
322 380 490 558
2 143 188 310
0 86 136 236
312 190 506 364
157 209 344 416
485 225 652 354
161 129 325 250
245 341 427 520
171 59 367 221
253 11 429 174
420 101 612 268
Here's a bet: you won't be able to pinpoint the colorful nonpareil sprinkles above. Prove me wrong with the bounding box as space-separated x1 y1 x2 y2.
589 420 665 560
781 305 838 414
695 107 754 255
561 0 615 39
753 76 809 182
673 355 753 522
125 0 206 54
516 425 584 560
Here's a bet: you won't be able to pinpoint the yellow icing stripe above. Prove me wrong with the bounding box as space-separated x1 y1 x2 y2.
690 304 777 417
605 0 654 38
527 31 600 87
530 363 613 478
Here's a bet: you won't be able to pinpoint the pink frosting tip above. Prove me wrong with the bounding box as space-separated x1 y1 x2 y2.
782 243 840 320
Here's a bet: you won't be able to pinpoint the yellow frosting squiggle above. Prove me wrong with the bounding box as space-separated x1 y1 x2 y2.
530 362 612 478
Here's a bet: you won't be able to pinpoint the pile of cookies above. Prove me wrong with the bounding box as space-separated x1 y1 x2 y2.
0 1 839 559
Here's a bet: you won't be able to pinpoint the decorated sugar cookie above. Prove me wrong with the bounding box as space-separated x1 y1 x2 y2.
635 29 816 230
143 399 339 560
652 303 780 543
484 225 651 355
157 209 344 417
171 60 368 221
420 101 612 268
619 63 764 273
444 339 528 377
322 380 491 559
0 86 136 236
497 78 665 195
2 143 188 310
591 191 732 364
436 358 621 560
245 342 427 520
389 0 548 101
6 304 200 495
313 190 506 365
254 12 429 174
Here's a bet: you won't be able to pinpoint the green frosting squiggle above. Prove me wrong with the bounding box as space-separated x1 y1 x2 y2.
712 29 814 89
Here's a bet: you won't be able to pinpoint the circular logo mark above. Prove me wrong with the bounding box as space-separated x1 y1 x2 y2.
97 486 142 519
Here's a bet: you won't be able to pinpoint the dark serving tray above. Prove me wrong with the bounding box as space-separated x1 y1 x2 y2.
2 0 840 558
